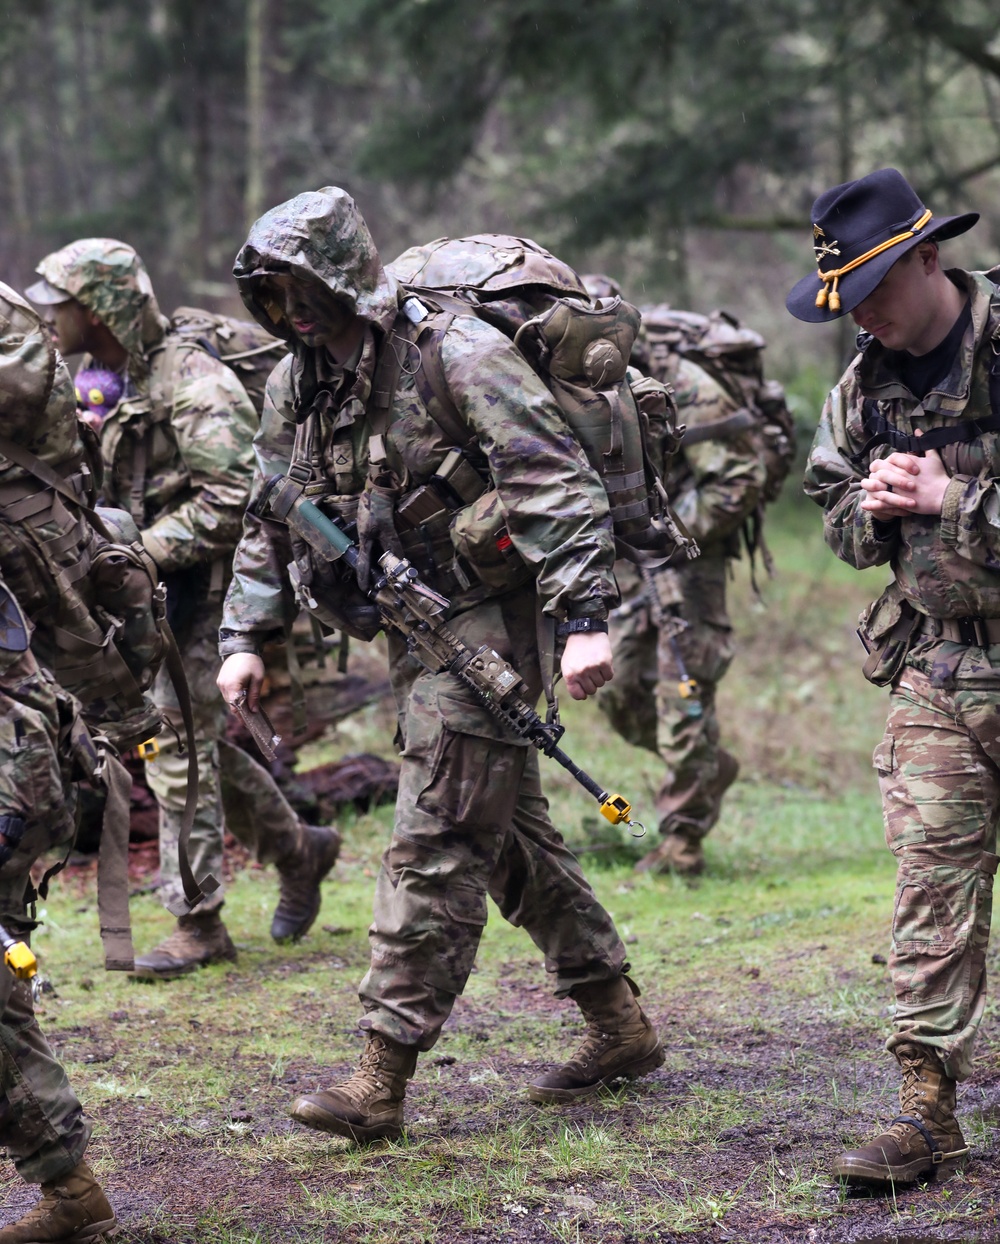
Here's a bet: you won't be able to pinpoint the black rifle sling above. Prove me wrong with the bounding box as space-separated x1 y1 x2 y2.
850 311 1000 467
0 433 213 911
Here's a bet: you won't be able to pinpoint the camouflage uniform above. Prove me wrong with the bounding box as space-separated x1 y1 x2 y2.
804 268 1000 1082
0 636 92 1186
221 190 632 1051
599 357 765 866
30 241 307 916
0 285 114 1225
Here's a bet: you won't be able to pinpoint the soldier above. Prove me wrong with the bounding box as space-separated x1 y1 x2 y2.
217 188 664 1143
0 284 116 1242
791 167 991 1186
26 241 340 977
583 276 766 876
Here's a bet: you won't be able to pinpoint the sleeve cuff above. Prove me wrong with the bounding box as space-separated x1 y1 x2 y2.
863 512 899 545
218 630 266 659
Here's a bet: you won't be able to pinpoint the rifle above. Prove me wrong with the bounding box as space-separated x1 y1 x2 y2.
258 475 644 835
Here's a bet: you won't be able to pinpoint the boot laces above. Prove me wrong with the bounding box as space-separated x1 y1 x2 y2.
564 1020 616 1074
12 1186 70 1228
341 1038 391 1102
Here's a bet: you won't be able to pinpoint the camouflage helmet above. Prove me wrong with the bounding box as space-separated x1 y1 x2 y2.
28 239 169 376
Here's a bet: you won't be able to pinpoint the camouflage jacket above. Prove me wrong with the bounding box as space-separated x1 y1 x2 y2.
665 356 766 559
33 240 257 574
0 282 101 675
220 188 616 654
803 269 1000 619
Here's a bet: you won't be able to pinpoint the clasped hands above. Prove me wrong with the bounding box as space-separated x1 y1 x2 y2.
859 441 951 518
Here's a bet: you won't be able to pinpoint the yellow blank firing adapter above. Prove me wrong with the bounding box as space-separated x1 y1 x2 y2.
0 926 37 982
678 677 698 700
137 737 160 760
598 792 646 838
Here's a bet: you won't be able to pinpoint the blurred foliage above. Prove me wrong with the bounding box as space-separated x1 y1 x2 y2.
3 0 1000 355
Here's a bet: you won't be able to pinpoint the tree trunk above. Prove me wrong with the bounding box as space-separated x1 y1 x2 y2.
245 0 267 228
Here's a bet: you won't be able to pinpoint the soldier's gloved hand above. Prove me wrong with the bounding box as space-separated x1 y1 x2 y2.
561 632 614 701
356 478 403 591
217 653 266 713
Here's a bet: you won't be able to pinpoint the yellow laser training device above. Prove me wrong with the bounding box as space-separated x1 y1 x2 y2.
0 923 37 982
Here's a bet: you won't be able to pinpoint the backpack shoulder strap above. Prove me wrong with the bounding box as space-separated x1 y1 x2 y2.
405 311 478 451
0 435 114 541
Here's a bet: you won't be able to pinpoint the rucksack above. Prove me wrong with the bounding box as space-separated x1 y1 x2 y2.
386 234 694 568
0 435 166 751
640 307 796 504
169 306 288 417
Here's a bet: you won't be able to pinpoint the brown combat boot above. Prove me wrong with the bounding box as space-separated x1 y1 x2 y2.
636 751 739 876
833 1043 970 1187
289 1033 417 1143
527 975 664 1103
0 1160 116 1243
130 909 237 981
271 823 342 943
635 831 705 876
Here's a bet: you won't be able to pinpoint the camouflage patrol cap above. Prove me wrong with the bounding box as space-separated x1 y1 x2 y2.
29 238 168 365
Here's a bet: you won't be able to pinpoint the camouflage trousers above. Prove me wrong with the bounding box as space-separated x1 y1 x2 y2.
0 652 89 1184
877 646 1000 1081
599 557 735 842
0 974 89 1185
145 603 304 914
358 591 628 1051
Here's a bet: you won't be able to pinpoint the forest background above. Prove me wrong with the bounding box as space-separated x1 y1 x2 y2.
5 3 1000 1240
6 0 1000 399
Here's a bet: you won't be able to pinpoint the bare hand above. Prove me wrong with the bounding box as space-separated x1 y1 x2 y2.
561 630 614 701
859 449 950 517
217 653 266 712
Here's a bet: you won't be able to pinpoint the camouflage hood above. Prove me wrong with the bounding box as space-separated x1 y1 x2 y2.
30 239 169 380
233 187 399 345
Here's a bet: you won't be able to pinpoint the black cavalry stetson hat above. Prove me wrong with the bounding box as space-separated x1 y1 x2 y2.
786 168 979 323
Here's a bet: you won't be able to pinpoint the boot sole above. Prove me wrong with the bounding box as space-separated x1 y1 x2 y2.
526 1042 665 1104
15 1218 119 1243
129 952 237 982
289 1096 402 1144
834 1151 968 1186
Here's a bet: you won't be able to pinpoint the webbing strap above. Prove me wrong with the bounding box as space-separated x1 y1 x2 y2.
535 599 559 729
96 750 135 971
851 405 1000 466
283 630 309 737
411 317 478 451
0 435 114 541
851 332 1000 466
161 621 219 913
130 429 149 526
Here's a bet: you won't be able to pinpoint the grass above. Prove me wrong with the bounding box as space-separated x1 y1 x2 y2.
3 496 999 1242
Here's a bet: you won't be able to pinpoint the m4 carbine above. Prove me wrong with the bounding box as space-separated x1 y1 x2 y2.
258 475 644 835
